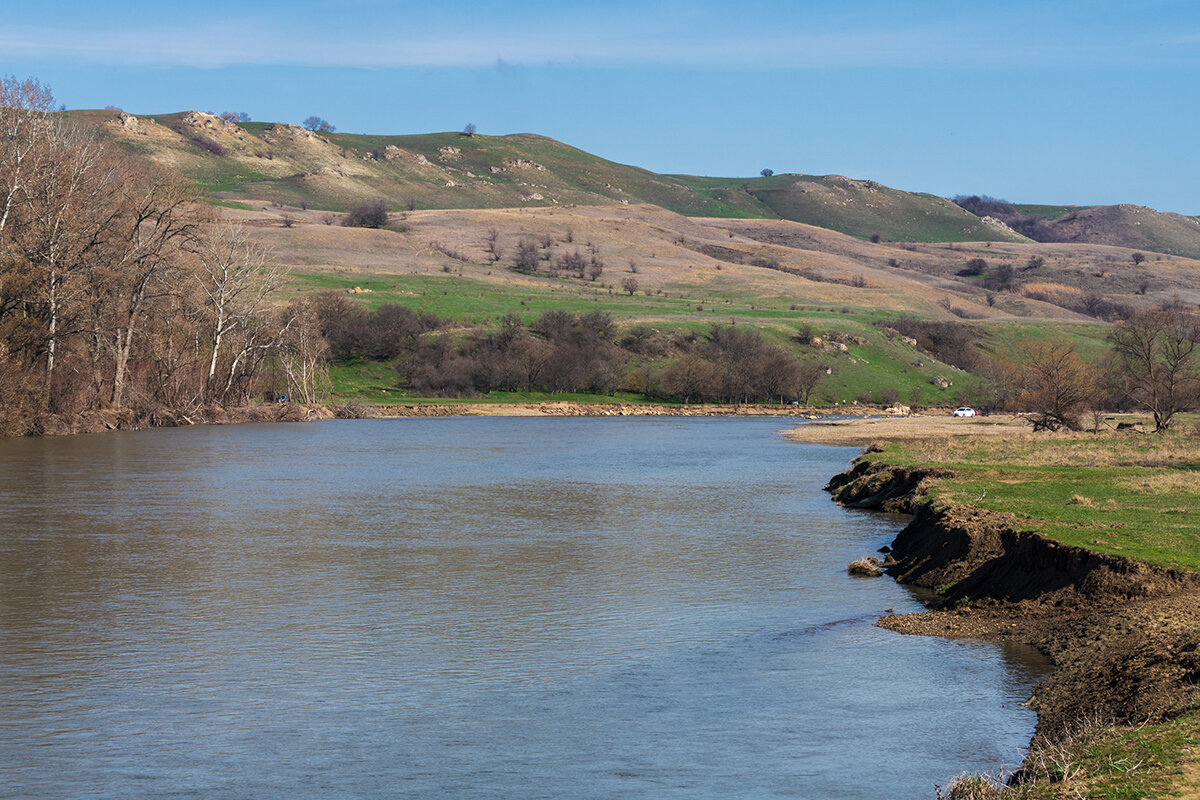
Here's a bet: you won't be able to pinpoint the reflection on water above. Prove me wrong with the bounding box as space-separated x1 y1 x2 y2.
0 418 1045 799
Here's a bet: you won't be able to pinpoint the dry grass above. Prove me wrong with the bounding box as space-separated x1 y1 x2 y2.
1020 282 1084 304
1123 471 1200 495
847 557 883 577
787 414 1031 447
896 426 1200 470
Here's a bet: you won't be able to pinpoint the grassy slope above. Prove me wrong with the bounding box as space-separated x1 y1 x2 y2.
1011 203 1086 220
1049 204 1200 259
682 174 1028 243
288 269 1074 406
85 108 1026 243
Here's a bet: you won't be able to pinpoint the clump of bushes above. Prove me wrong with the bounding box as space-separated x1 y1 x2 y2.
343 200 389 229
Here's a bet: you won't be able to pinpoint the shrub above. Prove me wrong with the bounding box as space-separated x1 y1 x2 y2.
189 137 227 157
343 200 389 229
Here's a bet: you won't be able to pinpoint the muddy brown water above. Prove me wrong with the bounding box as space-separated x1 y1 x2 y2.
0 417 1046 799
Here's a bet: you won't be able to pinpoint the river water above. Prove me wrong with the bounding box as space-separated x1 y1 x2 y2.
0 417 1043 799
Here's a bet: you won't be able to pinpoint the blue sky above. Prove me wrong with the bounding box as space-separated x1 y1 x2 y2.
5 1 1200 212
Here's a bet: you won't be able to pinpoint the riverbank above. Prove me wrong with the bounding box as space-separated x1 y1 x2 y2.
372 401 857 418
11 399 905 437
17 402 336 437
821 421 1200 797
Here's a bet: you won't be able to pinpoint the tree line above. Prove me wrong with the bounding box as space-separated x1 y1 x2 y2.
0 77 323 435
946 302 1200 432
313 297 828 405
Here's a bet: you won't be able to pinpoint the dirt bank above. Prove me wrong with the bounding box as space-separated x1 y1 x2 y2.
830 459 1200 745
12 400 854 437
20 402 335 437
373 401 852 418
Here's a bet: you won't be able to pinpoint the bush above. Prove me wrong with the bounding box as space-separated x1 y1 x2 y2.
189 137 227 157
343 200 389 229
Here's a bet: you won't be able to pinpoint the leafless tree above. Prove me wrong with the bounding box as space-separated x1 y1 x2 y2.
1107 300 1200 431
1018 341 1092 431
302 116 335 133
191 222 284 400
793 359 827 405
513 238 539 273
663 354 720 403
277 298 330 403
485 227 504 262
103 169 200 408
621 276 639 296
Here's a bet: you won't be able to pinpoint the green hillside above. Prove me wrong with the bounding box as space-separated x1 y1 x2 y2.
81 109 1023 243
682 174 1028 243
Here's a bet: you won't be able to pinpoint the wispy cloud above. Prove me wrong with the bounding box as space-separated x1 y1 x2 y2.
2 4 1197 71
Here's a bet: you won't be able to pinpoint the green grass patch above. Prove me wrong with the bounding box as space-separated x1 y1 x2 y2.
954 712 1200 799
867 430 1200 571
290 269 993 406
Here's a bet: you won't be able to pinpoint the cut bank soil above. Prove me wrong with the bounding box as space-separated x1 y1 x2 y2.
827 460 1200 746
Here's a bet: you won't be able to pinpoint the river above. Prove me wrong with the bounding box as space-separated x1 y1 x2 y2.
0 417 1044 799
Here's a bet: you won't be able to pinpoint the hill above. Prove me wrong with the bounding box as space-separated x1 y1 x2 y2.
955 195 1200 259
81 109 1024 244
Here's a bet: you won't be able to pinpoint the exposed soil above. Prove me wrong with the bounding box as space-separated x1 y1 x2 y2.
9 400 880 439
374 401 848 418
14 402 334 437
829 459 1200 746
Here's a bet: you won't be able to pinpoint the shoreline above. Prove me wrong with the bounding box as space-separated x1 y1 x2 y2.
822 429 1200 792
9 400 917 438
372 401 871 418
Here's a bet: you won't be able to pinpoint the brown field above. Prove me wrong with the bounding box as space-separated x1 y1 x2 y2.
222 201 1200 323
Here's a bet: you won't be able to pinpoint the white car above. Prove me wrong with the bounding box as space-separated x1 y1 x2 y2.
952 407 977 417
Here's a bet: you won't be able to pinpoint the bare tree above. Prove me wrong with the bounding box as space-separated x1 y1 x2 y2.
1018 342 1092 431
1131 251 1146 266
663 354 720 404
277 298 330 403
793 359 827 405
1107 300 1200 431
621 276 639 296
302 116 335 133
485 227 504 262
513 238 539 273
192 222 284 400
0 76 56 239
462 122 477 137
103 169 200 408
